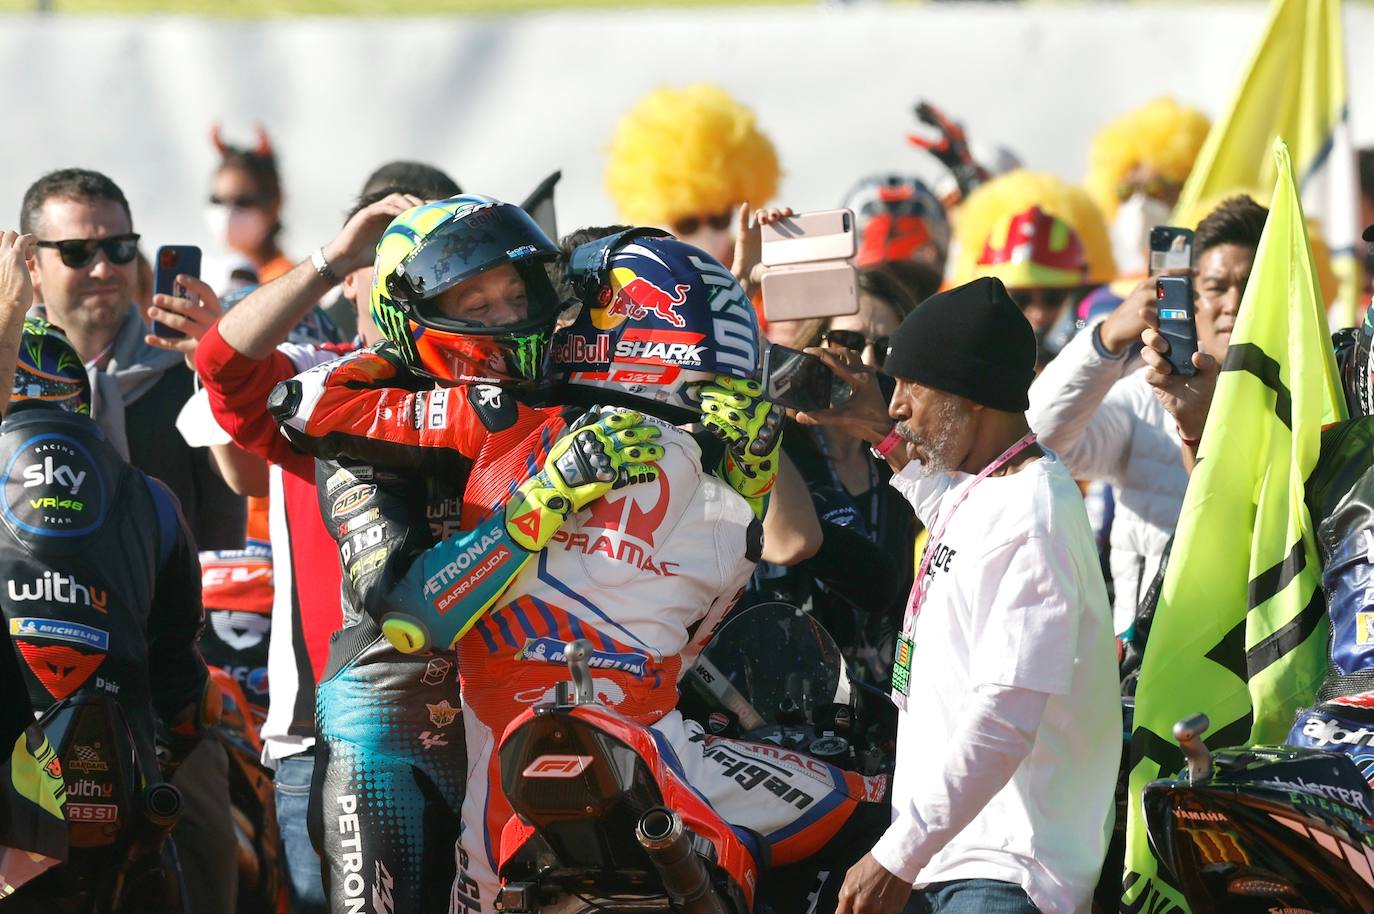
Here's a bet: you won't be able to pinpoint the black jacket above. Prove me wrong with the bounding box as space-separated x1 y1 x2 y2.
0 404 207 774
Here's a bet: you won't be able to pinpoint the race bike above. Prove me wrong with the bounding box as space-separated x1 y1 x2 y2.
1143 713 1374 914
493 602 893 914
6 693 185 914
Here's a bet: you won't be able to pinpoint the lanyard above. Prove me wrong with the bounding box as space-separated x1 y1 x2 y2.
900 432 1039 637
810 426 881 535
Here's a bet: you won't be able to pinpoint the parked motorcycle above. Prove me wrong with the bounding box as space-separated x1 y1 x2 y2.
1144 713 1374 914
6 693 184 914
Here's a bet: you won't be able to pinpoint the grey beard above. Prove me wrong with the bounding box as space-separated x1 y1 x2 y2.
897 399 964 477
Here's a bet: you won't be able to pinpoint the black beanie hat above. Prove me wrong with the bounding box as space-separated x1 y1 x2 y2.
882 276 1036 412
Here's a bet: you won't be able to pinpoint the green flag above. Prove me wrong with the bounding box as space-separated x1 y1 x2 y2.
1121 139 1347 914
1172 0 1359 326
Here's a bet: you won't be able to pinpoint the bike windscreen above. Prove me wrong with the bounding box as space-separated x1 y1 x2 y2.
691 602 847 729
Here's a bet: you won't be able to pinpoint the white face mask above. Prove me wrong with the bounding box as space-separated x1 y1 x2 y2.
1110 192 1173 277
205 204 272 254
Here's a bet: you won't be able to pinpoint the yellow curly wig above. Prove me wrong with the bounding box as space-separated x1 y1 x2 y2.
605 84 780 226
951 170 1117 286
1086 97 1211 220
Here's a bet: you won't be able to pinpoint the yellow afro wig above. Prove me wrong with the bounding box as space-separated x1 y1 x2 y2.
605 84 780 226
951 170 1117 286
1086 97 1211 219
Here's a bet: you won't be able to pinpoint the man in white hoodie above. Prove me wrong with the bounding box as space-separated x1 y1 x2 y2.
1026 195 1267 635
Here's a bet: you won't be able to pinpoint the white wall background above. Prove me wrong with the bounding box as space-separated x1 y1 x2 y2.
3 2 1373 260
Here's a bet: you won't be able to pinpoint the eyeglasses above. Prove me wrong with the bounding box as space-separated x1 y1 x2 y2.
823 329 890 363
35 234 141 269
671 208 734 237
208 194 270 209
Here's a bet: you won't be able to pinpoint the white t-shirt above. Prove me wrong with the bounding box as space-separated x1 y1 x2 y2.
879 453 1121 914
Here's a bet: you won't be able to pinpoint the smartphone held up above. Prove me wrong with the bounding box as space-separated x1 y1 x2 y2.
1155 275 1199 378
760 210 860 322
762 344 853 413
151 245 202 340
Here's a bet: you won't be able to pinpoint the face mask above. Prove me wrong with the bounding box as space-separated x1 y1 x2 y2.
1110 192 1172 277
205 204 272 253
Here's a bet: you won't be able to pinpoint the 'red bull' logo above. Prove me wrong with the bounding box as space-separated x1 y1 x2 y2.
603 268 690 328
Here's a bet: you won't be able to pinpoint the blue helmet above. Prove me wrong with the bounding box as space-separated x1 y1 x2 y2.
555 230 761 414
12 318 90 415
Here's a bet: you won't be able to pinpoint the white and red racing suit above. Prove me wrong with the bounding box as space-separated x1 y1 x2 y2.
448 410 886 914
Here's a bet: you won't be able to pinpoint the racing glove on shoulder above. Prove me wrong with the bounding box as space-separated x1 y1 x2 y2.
699 376 784 520
379 407 665 654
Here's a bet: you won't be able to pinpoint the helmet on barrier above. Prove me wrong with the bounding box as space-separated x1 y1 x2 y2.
11 318 90 415
554 230 761 417
842 173 949 268
369 195 563 388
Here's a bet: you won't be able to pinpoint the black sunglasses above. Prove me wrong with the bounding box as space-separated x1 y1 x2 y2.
208 193 270 209
672 207 734 237
823 329 890 363
35 234 141 269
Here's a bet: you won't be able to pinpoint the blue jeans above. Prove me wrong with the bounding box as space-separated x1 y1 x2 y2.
905 879 1041 914
274 751 326 914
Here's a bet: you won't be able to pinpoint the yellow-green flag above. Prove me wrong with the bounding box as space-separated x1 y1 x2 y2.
1173 0 1360 327
1121 139 1347 914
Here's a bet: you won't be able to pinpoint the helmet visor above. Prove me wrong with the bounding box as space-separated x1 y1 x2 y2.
386 202 559 332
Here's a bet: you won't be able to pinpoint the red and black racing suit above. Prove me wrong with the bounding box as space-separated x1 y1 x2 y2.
269 347 557 914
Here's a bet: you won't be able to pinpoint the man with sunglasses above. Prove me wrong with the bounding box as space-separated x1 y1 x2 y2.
20 168 245 552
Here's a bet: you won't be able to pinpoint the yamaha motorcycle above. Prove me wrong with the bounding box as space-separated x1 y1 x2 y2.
6 693 184 914
1144 713 1374 914
493 602 894 913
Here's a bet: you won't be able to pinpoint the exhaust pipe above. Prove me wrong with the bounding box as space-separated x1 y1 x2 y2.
636 807 728 914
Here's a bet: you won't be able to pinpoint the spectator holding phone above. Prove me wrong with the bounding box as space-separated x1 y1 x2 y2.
1027 195 1267 635
760 270 920 685
20 168 246 550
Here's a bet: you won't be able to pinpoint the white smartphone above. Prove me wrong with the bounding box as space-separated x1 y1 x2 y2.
761 210 857 266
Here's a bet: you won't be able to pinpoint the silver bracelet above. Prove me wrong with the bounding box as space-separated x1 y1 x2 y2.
310 247 340 284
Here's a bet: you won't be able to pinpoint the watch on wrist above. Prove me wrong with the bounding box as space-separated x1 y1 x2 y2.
870 427 904 460
310 247 340 285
